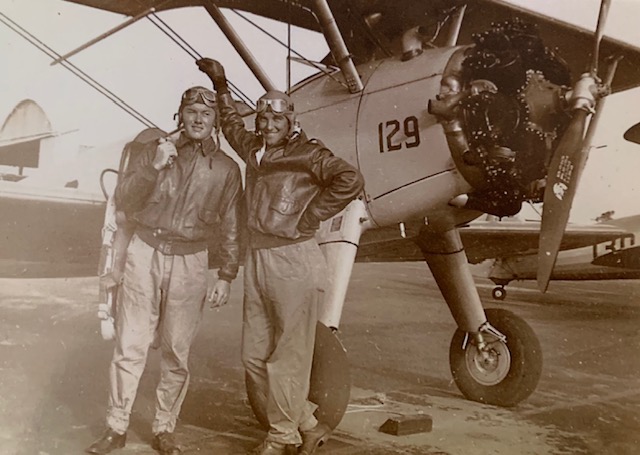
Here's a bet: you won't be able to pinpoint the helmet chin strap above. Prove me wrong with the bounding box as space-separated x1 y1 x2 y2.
289 120 301 139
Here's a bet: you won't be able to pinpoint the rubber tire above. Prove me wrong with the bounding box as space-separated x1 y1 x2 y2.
492 287 506 301
449 308 542 407
246 322 351 430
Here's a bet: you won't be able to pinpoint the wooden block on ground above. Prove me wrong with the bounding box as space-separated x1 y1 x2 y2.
378 414 433 436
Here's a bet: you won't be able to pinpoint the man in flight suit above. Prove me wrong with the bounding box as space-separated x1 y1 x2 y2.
86 86 242 455
197 58 364 455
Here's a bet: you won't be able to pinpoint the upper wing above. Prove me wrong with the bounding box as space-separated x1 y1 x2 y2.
64 0 640 92
0 183 105 278
356 219 630 264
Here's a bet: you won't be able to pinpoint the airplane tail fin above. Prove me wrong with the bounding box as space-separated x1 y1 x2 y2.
601 214 640 233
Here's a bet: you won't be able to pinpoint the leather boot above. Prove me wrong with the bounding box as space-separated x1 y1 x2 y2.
248 439 296 455
152 431 181 455
85 428 126 454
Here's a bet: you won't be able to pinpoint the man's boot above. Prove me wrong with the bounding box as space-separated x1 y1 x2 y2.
248 439 296 455
85 428 126 454
152 431 181 455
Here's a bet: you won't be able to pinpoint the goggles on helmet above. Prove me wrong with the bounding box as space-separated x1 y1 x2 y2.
181 87 216 108
256 97 294 114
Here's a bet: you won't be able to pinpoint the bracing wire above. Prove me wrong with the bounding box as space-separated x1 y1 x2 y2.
146 12 256 107
148 12 203 60
527 201 543 219
0 12 158 129
230 9 348 90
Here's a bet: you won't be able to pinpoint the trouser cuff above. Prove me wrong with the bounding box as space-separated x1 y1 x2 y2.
153 410 178 434
106 407 130 434
299 415 318 433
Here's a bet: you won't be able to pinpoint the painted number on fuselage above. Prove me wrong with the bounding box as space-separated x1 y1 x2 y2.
378 116 420 153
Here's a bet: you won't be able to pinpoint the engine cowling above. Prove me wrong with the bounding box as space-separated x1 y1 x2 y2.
429 19 572 217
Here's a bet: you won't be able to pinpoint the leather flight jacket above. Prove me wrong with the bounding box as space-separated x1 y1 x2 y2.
115 133 242 282
217 93 364 249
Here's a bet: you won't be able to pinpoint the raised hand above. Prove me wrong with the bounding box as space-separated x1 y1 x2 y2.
197 58 227 92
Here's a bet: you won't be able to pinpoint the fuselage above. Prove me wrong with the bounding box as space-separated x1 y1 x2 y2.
290 46 478 231
290 16 572 234
0 182 104 277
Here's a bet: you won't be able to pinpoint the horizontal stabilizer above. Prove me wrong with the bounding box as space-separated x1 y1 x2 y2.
592 245 640 269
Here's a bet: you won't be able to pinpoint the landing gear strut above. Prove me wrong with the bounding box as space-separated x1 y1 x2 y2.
417 227 542 406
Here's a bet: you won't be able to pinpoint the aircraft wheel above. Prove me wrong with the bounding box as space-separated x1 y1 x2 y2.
492 286 507 301
246 322 351 430
449 308 542 407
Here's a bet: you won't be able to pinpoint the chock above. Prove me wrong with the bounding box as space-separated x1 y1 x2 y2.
378 414 433 436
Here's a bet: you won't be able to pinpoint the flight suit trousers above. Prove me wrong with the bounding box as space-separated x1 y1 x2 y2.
106 234 208 435
242 239 328 445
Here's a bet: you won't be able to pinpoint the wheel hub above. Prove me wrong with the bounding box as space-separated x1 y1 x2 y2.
465 338 512 386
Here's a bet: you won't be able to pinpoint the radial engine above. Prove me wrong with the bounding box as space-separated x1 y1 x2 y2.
429 19 573 217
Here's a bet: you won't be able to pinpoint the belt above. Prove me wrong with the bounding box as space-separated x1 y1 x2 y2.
136 228 207 256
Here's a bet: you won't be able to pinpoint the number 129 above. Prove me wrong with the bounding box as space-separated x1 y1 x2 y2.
378 116 420 153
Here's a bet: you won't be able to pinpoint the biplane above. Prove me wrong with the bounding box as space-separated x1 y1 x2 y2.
3 0 640 430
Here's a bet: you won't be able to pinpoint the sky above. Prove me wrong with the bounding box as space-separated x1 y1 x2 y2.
0 0 639 223
0 0 328 141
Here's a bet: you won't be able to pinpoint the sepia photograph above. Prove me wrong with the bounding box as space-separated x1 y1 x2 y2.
1 1 639 454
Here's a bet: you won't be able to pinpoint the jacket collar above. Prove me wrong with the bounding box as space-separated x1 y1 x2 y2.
270 129 306 156
176 132 217 156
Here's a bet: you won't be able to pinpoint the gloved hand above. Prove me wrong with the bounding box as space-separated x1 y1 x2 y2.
197 58 228 94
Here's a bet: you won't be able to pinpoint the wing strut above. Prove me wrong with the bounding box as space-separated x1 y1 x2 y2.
202 0 277 92
51 7 156 66
312 0 363 93
443 5 467 47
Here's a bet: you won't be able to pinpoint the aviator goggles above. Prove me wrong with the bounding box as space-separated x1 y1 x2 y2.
256 97 294 114
181 87 216 108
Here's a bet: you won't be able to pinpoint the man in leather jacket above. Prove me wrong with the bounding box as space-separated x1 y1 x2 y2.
86 86 242 455
197 58 364 455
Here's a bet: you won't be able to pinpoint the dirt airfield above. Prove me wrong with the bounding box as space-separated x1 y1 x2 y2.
1 262 639 454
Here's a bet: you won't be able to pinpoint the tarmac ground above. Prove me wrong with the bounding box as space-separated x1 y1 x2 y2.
1 262 639 455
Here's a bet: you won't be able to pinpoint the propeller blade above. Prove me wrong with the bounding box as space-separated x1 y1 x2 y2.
537 54 621 292
536 0 615 292
537 110 589 291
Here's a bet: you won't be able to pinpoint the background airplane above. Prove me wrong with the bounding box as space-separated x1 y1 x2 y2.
2 0 640 432
468 213 640 300
0 97 104 277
